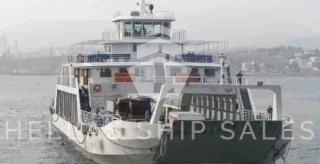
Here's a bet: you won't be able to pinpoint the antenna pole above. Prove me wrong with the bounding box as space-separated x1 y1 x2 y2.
140 0 147 14
220 53 226 85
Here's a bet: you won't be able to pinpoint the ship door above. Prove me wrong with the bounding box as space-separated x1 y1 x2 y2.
74 68 80 84
80 69 89 86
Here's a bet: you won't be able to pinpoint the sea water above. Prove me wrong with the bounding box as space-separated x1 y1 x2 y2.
0 75 319 164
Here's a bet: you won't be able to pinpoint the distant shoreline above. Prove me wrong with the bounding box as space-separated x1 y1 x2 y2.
0 73 318 78
0 73 58 76
242 72 320 77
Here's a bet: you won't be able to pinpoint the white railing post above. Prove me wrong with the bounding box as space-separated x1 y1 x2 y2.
150 84 173 124
75 78 82 126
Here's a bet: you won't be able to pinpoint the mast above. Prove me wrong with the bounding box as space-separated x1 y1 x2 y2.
140 0 147 14
138 0 150 15
219 41 229 85
220 53 226 85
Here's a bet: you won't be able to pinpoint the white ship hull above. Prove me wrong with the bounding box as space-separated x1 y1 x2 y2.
53 114 293 164
52 114 162 164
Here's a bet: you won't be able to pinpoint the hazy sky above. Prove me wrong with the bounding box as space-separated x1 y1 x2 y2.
0 0 319 48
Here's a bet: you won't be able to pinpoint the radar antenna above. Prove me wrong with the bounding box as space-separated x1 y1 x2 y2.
137 0 154 14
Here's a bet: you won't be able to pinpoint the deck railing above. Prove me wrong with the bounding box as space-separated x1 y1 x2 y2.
245 76 272 85
111 76 218 84
166 54 215 63
72 53 218 64
241 110 272 121
109 76 272 86
231 76 272 85
75 55 131 63
113 10 175 20
58 75 272 90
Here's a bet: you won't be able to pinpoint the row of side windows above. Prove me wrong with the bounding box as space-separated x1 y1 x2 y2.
99 68 216 78
100 68 112 77
124 22 170 38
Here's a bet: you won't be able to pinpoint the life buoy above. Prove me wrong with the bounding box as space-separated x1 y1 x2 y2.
93 84 102 92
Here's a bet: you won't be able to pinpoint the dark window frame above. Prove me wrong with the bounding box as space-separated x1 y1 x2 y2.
100 68 112 77
133 44 137 52
204 68 216 77
124 22 133 37
133 22 143 36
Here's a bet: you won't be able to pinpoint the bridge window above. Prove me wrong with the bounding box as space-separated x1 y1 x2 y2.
124 21 171 38
143 22 153 36
133 22 143 36
100 68 112 77
124 22 132 37
163 22 170 38
153 22 162 37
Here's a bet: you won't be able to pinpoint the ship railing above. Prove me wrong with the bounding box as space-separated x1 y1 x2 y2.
169 76 264 85
88 58 132 63
247 76 271 85
111 76 216 84
107 75 272 86
166 54 215 63
164 94 181 108
76 56 132 63
112 76 220 84
111 76 155 83
81 110 121 127
171 76 220 85
154 10 175 18
113 10 175 19
230 76 271 85
241 109 272 121
230 77 248 85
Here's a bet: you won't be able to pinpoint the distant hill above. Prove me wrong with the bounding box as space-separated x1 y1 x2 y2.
2 17 320 52
285 36 320 49
2 19 112 51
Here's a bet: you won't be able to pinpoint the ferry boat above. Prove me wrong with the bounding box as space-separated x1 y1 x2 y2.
50 1 294 163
